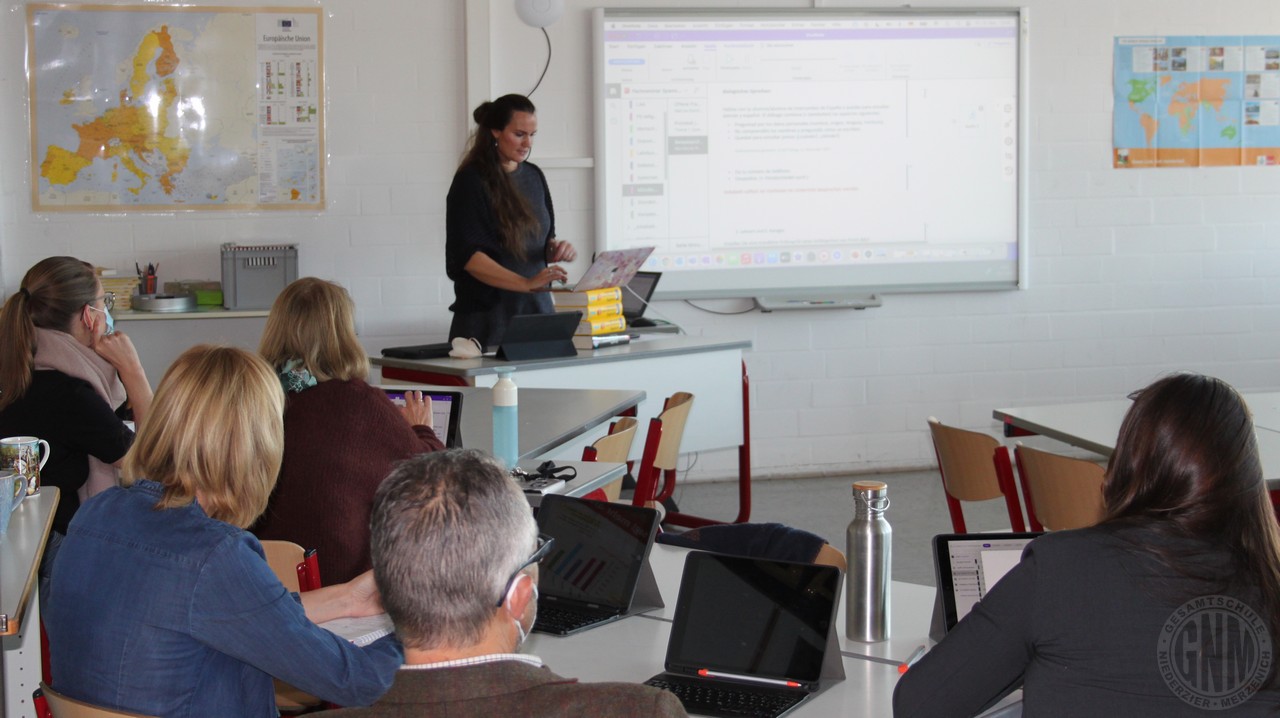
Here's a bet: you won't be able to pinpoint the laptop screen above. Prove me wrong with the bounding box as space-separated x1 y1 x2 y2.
621 271 661 320
665 553 839 687
536 495 660 608
380 389 464 448
933 532 1041 631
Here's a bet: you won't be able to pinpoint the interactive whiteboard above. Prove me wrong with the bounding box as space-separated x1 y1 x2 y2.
593 8 1029 300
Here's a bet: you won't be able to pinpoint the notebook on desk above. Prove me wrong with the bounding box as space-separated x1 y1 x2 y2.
379 388 464 449
930 532 1042 640
645 552 844 718
532 495 663 636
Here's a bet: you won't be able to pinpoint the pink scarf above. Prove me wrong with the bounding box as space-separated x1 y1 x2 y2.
33 328 128 500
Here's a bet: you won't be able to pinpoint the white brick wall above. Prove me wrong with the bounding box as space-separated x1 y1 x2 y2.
2 0 1279 484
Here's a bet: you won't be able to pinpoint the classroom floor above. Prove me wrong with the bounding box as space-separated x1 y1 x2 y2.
668 468 1019 586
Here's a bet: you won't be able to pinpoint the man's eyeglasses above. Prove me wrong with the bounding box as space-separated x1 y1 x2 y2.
495 533 555 607
91 292 115 311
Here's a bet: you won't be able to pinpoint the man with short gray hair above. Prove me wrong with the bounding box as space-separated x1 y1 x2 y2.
330 449 686 717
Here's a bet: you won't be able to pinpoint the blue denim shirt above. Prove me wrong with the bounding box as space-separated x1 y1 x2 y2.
45 480 402 717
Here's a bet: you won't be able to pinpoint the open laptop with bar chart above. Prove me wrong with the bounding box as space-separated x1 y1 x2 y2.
532 495 663 636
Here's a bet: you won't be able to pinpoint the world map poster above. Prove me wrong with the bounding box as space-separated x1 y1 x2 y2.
1114 35 1280 168
27 5 324 211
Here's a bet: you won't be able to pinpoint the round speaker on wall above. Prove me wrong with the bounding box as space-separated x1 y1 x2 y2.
514 0 563 28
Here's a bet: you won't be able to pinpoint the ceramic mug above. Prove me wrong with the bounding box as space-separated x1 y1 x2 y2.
0 470 25 535
1 436 50 496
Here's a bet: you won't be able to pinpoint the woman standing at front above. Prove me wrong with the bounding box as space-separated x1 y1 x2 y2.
446 93 576 348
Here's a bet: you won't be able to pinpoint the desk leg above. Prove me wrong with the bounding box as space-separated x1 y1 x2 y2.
2 587 42 718
665 360 753 527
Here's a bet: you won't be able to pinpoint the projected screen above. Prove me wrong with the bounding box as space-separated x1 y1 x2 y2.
593 8 1027 299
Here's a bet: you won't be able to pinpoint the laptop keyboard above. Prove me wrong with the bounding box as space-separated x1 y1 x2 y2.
644 676 806 718
532 604 617 635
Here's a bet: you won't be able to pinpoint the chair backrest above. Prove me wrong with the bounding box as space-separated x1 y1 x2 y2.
653 392 694 471
588 417 639 463
260 540 307 593
40 683 156 718
928 417 1005 502
1015 444 1106 531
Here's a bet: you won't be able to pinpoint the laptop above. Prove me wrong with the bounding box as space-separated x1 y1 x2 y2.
930 532 1042 640
645 552 845 718
533 495 663 636
379 388 464 448
560 247 654 292
621 271 661 327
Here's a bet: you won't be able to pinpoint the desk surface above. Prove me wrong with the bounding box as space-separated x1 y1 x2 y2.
995 393 1280 484
1 489 58 636
380 384 643 461
525 616 905 717
373 335 750 378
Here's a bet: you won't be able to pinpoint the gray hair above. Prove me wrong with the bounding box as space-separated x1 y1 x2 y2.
370 449 537 649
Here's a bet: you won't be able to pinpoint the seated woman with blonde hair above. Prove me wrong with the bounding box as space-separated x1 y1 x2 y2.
45 345 400 716
253 277 443 584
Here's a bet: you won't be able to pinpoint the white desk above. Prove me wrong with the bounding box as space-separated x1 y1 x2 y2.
517 460 626 501
379 384 644 462
994 393 1280 486
525 617 904 716
2 489 59 718
375 336 749 462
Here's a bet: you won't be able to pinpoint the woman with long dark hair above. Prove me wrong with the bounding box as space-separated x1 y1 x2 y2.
445 93 576 348
895 373 1280 716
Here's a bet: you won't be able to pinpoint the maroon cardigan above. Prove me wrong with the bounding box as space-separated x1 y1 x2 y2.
252 379 444 584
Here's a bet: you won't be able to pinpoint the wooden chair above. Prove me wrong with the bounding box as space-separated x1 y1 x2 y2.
38 683 156 718
630 393 697 521
259 541 323 712
928 417 1026 533
581 417 639 502
1014 443 1105 531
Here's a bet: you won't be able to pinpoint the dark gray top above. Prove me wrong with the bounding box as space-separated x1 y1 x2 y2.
894 525 1280 717
445 161 555 347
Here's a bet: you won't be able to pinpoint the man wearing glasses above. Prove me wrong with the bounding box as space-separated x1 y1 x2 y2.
330 449 685 717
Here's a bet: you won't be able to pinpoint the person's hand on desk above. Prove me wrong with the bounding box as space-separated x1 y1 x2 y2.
399 390 434 429
546 238 577 263
301 570 385 625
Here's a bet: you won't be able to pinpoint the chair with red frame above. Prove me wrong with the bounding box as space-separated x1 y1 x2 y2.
580 417 639 502
630 392 698 522
928 417 1026 533
1014 443 1105 532
259 541 323 713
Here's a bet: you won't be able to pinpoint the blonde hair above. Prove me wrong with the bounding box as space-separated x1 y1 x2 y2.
122 345 284 528
259 277 368 382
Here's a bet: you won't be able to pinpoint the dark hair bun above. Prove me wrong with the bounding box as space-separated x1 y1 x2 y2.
472 102 493 125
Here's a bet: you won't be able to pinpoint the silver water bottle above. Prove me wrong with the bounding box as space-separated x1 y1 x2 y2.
846 480 891 642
